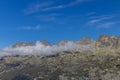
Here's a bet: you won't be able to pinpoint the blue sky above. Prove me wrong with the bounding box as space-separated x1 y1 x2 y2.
0 0 120 48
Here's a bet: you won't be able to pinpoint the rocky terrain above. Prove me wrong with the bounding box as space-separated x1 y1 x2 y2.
0 34 120 80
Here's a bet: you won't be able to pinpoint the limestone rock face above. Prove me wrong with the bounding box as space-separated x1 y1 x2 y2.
11 35 120 53
76 37 95 45
12 40 51 48
12 42 35 48
57 40 69 46
96 35 120 50
41 40 51 46
75 37 96 52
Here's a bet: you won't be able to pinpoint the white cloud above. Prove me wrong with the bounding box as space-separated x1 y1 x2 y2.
98 22 116 28
88 15 114 24
42 0 91 11
2 41 80 57
23 0 92 14
86 15 117 28
0 40 96 58
19 25 43 30
23 1 52 14
41 5 64 11
0 50 11 57
35 13 62 22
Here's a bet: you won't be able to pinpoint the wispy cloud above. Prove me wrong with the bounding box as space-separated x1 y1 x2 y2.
42 0 91 11
23 0 92 14
23 1 52 14
87 14 117 28
88 15 114 24
35 13 61 22
86 12 96 16
98 22 116 28
18 25 43 30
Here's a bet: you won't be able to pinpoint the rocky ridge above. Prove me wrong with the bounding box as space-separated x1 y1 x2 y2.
0 35 120 80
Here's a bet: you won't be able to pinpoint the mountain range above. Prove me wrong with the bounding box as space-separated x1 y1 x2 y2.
0 34 120 80
11 34 120 53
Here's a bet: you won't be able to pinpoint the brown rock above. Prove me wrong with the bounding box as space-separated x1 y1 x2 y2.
96 34 120 49
41 40 51 46
12 42 35 48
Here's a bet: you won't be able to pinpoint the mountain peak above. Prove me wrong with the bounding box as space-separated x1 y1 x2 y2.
41 40 51 46
96 34 120 49
76 36 94 45
57 40 69 46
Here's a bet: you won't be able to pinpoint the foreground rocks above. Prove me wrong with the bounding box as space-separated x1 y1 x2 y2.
0 50 120 80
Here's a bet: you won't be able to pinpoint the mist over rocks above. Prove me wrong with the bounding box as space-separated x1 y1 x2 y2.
2 41 81 57
12 42 35 48
1 35 120 58
0 50 12 57
41 40 52 46
0 35 120 80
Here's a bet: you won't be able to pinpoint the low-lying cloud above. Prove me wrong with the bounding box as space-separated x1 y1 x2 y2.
0 41 80 57
0 41 97 58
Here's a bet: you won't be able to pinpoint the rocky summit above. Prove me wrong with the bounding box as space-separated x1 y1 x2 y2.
0 35 120 80
96 34 120 49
